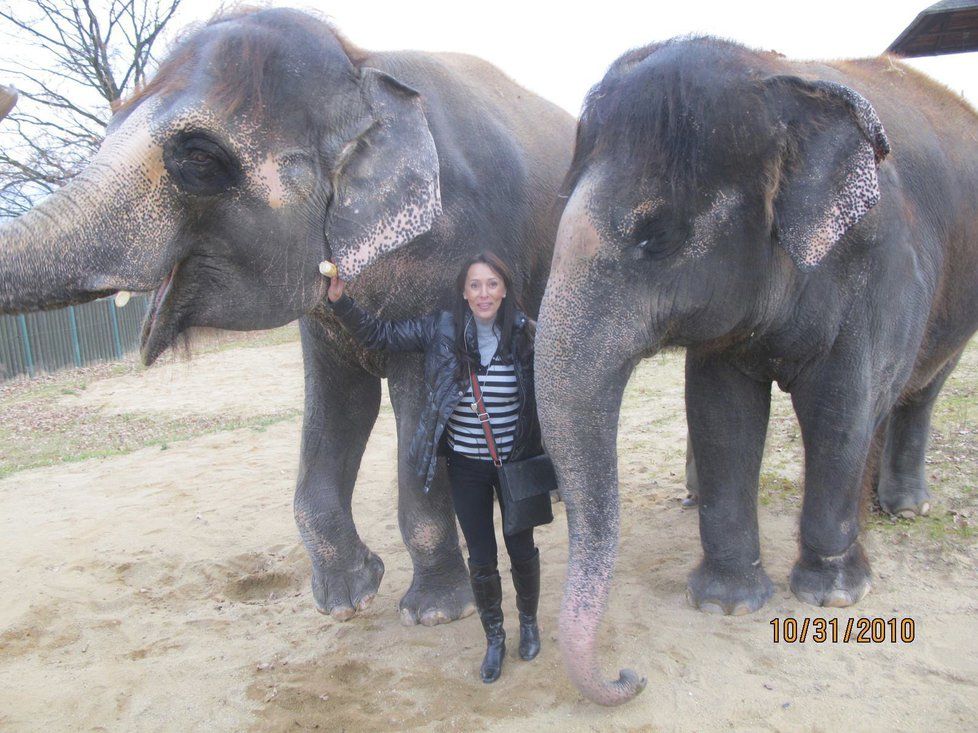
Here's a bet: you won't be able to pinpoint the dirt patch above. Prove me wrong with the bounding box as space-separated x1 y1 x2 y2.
0 337 975 731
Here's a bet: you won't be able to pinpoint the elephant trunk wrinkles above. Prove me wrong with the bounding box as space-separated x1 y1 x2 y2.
0 152 179 315
536 286 649 706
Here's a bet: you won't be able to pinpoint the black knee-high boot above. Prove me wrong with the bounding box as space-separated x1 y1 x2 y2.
510 549 541 661
469 561 505 683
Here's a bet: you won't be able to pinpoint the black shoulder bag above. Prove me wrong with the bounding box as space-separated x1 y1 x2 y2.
469 369 555 536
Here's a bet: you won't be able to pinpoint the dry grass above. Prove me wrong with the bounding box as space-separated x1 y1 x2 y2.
0 325 301 478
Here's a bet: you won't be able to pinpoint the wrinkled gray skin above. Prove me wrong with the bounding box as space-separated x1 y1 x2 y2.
0 10 573 626
537 37 978 705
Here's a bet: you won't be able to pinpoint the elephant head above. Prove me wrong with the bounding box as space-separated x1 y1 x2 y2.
536 38 888 705
0 8 440 364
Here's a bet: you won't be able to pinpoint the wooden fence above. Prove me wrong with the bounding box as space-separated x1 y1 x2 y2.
0 295 151 381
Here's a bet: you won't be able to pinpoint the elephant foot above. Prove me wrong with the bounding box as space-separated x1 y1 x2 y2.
877 477 931 519
399 558 475 627
311 549 385 621
790 542 871 608
687 559 774 616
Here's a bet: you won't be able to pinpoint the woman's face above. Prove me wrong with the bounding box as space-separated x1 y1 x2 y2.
462 262 507 323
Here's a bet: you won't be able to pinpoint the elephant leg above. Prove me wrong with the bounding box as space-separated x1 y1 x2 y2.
685 353 775 615
387 356 474 627
293 318 384 621
862 417 888 511
877 351 963 518
789 364 876 608
683 433 699 507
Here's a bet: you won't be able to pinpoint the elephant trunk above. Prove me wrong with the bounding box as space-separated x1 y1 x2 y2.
535 254 650 706
0 103 179 315
0 173 167 313
552 391 647 706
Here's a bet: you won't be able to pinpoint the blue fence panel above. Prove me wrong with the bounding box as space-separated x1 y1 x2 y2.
0 314 27 379
0 294 152 381
23 307 75 375
117 296 146 346
77 299 115 364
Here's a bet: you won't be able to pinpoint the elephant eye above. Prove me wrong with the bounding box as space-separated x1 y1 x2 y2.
164 133 241 196
630 214 689 260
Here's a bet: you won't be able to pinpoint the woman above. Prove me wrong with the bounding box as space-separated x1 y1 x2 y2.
326 252 542 684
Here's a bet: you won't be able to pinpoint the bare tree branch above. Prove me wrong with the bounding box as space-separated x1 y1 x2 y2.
0 0 184 218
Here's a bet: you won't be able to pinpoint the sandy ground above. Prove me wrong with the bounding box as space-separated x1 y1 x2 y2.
1 337 976 732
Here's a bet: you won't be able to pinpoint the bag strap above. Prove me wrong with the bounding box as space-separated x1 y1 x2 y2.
469 369 503 467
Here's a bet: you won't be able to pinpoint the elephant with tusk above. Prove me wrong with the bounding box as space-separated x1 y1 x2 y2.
0 8 574 628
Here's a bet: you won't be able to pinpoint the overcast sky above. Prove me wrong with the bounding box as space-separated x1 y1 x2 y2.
157 0 977 115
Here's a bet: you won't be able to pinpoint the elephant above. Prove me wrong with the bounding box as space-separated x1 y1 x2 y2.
0 8 575 626
535 37 978 705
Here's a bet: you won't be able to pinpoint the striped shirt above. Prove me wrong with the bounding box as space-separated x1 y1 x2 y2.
447 355 520 461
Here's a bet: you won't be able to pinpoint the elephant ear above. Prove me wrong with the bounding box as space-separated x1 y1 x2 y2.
765 76 890 271
325 68 441 279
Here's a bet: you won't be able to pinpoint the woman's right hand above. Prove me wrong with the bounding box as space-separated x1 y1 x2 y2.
327 276 346 302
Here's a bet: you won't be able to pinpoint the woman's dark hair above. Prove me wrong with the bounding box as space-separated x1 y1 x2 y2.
451 252 527 380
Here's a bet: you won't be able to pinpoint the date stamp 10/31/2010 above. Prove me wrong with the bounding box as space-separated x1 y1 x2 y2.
770 617 916 644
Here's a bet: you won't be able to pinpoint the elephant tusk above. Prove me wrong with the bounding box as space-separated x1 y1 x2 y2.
114 290 131 308
318 260 338 278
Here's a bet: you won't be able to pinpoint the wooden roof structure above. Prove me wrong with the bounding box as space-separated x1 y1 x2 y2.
888 0 978 56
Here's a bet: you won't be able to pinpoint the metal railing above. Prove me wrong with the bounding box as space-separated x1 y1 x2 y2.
0 294 151 381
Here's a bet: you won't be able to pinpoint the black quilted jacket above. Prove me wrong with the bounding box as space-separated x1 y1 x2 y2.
328 294 542 494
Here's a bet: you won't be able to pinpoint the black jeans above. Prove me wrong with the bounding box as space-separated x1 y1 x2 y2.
447 451 536 567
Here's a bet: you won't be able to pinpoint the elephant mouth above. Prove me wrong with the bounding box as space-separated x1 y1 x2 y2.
139 261 181 365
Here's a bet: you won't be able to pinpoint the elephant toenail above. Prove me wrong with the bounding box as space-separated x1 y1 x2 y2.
823 591 852 608
330 606 356 621
420 610 449 626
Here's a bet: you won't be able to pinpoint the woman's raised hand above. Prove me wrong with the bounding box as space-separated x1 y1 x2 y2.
327 275 346 302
